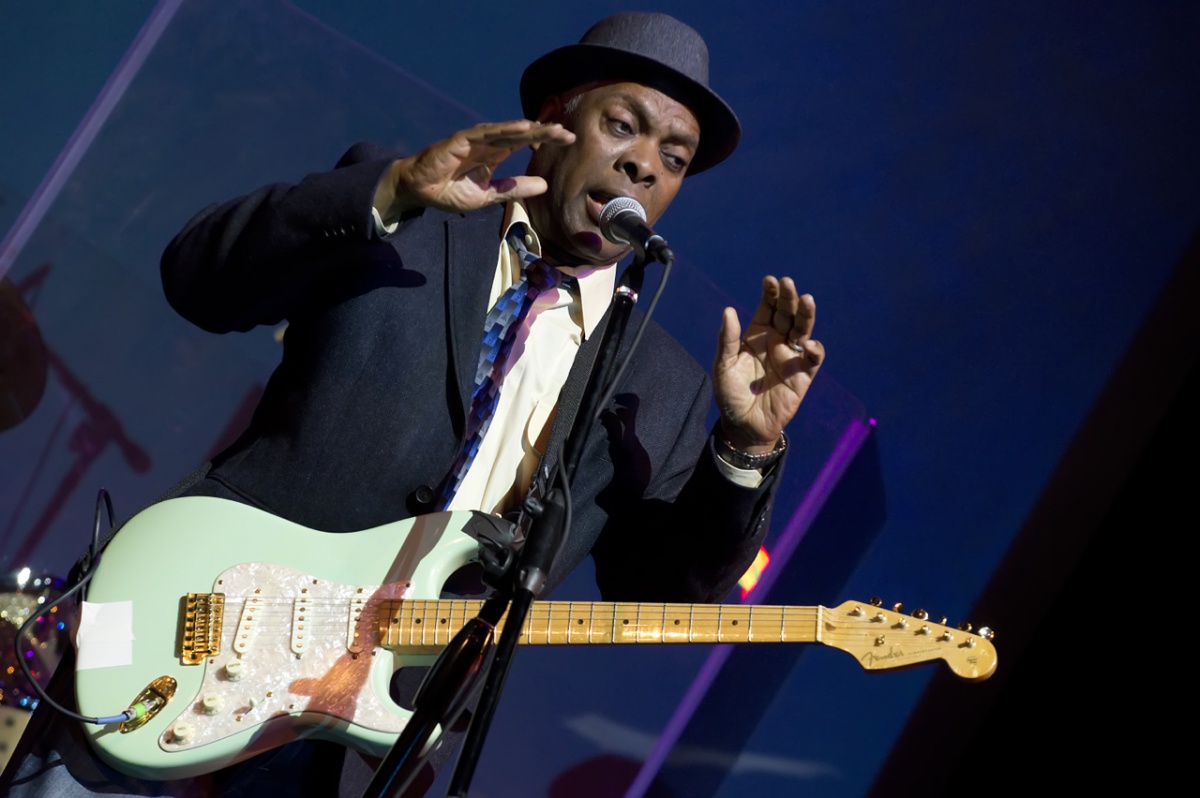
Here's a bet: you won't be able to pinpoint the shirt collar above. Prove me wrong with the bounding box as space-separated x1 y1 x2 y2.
503 201 616 338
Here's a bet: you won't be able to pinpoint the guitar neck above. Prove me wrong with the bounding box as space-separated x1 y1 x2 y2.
379 599 823 649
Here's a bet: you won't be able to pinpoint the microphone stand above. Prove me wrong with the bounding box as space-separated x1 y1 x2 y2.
362 242 670 798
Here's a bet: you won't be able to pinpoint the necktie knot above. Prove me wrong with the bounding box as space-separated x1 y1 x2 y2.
507 224 561 293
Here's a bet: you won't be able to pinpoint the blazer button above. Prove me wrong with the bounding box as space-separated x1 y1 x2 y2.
414 485 435 505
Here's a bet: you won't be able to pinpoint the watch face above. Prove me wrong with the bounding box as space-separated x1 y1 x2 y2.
0 277 47 432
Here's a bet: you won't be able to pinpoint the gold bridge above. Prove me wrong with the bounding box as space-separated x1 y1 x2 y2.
180 593 225 665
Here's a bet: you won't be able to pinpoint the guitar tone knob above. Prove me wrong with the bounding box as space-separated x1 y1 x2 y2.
171 722 195 744
224 660 245 681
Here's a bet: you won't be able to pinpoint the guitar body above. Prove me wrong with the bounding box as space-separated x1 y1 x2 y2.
77 497 481 780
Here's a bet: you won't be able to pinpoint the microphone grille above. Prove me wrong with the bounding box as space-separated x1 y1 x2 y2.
599 197 646 245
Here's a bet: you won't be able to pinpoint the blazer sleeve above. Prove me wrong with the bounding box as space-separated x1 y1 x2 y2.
160 144 398 333
587 342 781 604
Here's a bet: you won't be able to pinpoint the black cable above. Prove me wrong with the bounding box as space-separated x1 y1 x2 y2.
15 488 139 726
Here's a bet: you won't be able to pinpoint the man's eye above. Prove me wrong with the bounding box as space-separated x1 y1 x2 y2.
609 118 634 135
663 152 688 172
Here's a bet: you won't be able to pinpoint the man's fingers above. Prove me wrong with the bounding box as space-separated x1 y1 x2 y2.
749 276 780 327
786 292 817 343
462 120 575 149
770 277 802 335
488 175 548 202
716 307 743 364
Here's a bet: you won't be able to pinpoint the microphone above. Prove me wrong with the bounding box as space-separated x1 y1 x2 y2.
599 197 672 262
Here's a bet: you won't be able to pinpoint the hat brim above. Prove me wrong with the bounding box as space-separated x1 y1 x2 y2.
520 43 741 176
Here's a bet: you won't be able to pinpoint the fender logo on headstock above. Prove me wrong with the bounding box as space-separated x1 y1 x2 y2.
859 644 941 667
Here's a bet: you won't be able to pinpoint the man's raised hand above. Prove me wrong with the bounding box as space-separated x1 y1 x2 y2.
374 120 575 220
713 276 825 456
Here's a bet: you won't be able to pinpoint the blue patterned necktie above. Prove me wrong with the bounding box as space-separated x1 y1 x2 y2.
440 224 560 508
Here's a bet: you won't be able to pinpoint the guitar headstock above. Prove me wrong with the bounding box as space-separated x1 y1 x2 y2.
825 599 997 681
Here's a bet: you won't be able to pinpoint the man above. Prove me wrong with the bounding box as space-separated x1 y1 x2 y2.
3 11 823 796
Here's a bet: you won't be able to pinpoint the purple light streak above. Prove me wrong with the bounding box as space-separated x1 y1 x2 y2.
624 416 874 798
0 0 185 280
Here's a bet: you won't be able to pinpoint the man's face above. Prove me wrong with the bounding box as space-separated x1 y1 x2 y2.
525 81 700 266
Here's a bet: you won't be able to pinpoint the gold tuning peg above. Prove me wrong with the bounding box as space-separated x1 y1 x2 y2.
912 609 928 620
938 616 949 626
978 626 995 640
892 602 904 613
869 597 883 607
958 621 973 632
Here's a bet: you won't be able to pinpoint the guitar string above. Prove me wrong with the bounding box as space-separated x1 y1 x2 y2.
187 600 935 648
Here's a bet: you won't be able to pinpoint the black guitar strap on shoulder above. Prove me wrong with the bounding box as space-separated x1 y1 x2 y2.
68 460 212 589
535 303 613 487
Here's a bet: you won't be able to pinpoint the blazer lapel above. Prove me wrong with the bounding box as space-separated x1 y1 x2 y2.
444 206 506 429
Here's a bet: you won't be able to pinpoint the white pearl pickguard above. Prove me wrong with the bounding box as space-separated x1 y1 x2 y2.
159 562 413 753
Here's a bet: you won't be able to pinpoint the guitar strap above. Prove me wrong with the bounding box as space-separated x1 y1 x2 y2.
68 459 213 588
522 301 618 595
537 302 614 481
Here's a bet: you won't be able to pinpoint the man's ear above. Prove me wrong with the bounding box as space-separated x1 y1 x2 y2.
536 95 565 125
528 95 565 152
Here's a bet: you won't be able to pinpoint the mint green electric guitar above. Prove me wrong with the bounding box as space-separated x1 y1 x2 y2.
75 496 996 779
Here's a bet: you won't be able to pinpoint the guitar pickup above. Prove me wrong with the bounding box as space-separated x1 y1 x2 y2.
180 593 225 665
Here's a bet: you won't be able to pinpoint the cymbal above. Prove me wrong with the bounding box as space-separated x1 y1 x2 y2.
0 277 47 432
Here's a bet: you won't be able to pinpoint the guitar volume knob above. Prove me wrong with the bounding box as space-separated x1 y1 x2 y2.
224 661 244 681
200 693 223 715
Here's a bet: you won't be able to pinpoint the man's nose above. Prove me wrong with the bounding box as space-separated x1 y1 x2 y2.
619 141 658 187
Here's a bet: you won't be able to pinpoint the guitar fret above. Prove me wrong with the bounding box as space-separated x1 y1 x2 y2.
435 600 445 644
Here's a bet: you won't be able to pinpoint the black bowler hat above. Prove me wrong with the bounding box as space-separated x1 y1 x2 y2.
520 12 741 175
